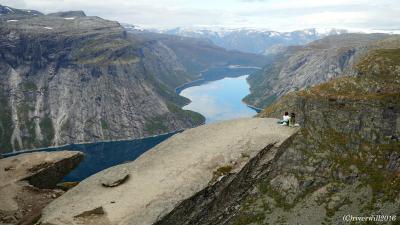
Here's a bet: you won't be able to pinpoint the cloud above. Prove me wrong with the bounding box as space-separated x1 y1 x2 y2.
0 0 399 31
0 0 26 8
240 0 269 2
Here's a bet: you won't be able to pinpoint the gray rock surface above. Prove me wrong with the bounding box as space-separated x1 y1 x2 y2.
0 8 205 153
100 168 130 187
39 118 298 225
0 5 268 153
0 151 83 224
244 33 392 108
47 11 86 17
229 45 400 224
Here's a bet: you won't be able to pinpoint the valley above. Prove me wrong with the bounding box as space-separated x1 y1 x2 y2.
154 27 347 55
180 75 256 123
0 2 399 225
0 5 267 153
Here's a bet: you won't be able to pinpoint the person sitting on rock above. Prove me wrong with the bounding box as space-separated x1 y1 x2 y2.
278 112 290 125
289 112 296 127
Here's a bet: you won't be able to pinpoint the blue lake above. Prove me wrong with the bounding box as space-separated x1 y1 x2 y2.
2 68 259 181
180 75 257 123
3 132 178 181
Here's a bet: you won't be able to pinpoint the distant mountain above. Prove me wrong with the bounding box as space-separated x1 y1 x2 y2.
152 27 347 55
0 4 43 18
232 38 400 225
47 10 86 17
243 33 393 108
127 30 269 75
0 5 267 153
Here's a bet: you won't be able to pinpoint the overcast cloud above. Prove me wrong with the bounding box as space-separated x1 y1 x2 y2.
1 0 399 31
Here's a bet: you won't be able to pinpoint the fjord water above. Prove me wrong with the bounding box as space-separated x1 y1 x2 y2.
3 132 178 181
180 75 257 123
3 69 257 182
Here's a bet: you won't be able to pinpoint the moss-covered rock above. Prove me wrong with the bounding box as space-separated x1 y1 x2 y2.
228 47 400 224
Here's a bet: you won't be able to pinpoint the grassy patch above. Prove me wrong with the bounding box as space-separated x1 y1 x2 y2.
144 115 169 135
214 165 233 176
259 180 292 211
23 81 37 91
71 37 133 66
231 212 266 225
101 119 109 130
331 142 400 201
40 115 54 146
0 97 13 152
167 103 205 125
21 119 38 148
61 119 70 132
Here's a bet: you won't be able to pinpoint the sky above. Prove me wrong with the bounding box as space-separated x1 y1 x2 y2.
1 0 400 31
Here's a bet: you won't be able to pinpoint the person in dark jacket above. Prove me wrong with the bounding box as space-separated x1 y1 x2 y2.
289 113 296 127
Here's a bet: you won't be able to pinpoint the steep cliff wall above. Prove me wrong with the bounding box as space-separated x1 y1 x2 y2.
38 118 298 225
226 44 400 224
244 33 391 108
128 31 270 76
0 10 208 153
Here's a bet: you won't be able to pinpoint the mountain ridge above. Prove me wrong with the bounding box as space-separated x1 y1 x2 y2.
0 5 267 153
150 27 348 55
243 33 395 108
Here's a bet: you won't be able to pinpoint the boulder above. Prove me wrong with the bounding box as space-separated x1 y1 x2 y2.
100 168 130 187
39 118 298 225
0 151 84 224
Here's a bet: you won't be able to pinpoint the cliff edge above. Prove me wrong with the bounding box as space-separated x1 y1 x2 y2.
0 151 84 224
39 118 298 225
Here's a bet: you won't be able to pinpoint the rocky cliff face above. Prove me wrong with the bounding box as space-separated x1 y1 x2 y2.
225 42 400 224
244 33 391 108
38 118 298 225
0 12 204 153
32 41 400 225
0 6 267 153
125 31 269 76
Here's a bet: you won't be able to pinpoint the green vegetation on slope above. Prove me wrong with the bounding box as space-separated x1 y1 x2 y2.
229 47 400 224
243 34 395 109
144 103 205 136
0 96 13 152
166 103 205 125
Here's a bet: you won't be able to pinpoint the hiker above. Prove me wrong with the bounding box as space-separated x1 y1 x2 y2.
278 112 290 125
289 113 296 127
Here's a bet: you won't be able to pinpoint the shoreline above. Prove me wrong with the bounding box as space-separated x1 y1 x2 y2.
1 129 184 157
176 67 262 121
175 66 261 95
244 102 263 113
3 66 261 157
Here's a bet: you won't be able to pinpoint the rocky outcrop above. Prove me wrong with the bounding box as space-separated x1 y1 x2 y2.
0 7 205 153
244 33 392 108
0 151 84 224
35 34 400 225
0 5 268 153
226 43 400 224
0 5 43 18
38 118 298 225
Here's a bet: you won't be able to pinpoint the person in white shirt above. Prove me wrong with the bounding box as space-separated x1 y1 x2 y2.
277 112 290 125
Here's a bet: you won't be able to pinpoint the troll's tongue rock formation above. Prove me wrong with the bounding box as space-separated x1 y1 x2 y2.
39 118 298 225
